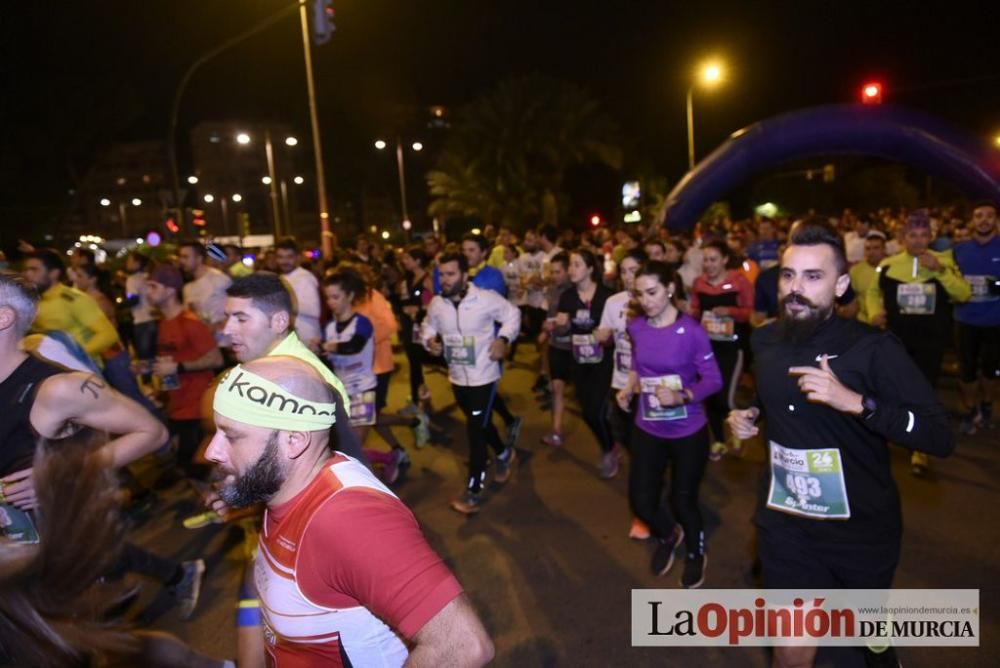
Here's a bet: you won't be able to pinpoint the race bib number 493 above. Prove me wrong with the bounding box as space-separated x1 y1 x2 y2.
766 442 851 520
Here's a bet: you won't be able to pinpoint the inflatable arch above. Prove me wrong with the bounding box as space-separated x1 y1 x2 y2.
662 104 1000 231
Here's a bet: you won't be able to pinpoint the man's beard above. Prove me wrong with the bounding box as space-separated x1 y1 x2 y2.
219 431 284 508
441 281 464 298
774 293 834 344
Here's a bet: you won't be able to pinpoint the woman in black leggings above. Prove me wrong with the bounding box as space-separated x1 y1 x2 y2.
617 261 723 588
556 249 617 478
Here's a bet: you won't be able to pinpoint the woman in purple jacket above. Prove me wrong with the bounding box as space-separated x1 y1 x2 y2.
616 261 723 588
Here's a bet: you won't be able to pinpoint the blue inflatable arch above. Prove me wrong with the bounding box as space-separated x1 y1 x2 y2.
662 104 1000 231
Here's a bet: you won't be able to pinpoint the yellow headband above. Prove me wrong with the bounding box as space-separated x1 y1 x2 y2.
213 366 337 431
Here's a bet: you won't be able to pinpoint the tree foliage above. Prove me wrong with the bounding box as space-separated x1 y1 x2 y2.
427 75 622 231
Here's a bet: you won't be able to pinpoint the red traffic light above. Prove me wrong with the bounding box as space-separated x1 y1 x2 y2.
589 214 602 227
165 218 179 234
861 82 882 105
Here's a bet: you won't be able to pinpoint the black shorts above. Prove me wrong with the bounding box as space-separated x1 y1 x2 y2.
549 346 574 382
957 322 1000 383
757 524 900 589
375 372 392 411
520 305 547 339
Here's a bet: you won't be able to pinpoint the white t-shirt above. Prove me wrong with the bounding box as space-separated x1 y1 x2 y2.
598 290 633 390
284 266 322 344
844 230 867 265
183 267 231 327
517 250 548 309
125 271 154 324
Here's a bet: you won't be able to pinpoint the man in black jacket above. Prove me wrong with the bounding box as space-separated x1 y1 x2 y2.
729 219 954 668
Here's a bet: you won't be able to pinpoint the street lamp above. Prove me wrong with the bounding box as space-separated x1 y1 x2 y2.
686 59 726 170
236 132 251 145
262 176 273 185
204 194 215 203
187 175 199 185
237 131 282 236
131 198 142 206
285 136 298 147
375 137 422 239
99 198 111 207
293 175 305 185
232 193 243 203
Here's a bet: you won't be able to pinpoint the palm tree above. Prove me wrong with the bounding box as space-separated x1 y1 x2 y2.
427 75 622 231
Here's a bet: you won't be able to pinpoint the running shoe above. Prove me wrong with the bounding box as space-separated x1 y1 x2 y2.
399 401 421 418
386 449 411 485
506 416 523 450
414 412 431 448
628 517 651 540
709 441 728 462
959 409 980 436
172 559 206 620
651 525 685 576
494 447 517 484
450 490 483 515
910 451 928 477
541 432 564 447
679 553 707 589
182 510 224 530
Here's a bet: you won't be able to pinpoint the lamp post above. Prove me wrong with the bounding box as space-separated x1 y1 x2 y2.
237 130 289 238
685 60 725 170
375 138 423 240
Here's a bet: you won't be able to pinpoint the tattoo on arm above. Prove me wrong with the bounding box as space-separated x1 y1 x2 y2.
80 375 106 399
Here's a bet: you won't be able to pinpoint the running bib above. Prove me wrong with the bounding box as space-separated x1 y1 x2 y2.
443 335 476 366
614 334 632 375
573 308 593 328
701 311 737 341
639 375 688 421
348 391 377 427
572 334 604 364
896 283 936 315
966 275 998 302
766 442 851 520
0 504 39 544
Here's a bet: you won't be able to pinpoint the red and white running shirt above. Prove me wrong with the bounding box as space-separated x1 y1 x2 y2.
257 454 463 667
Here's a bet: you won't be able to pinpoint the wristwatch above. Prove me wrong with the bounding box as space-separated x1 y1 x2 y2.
859 395 877 420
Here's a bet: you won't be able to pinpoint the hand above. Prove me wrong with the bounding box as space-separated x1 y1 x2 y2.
403 305 419 320
488 339 507 361
153 356 178 377
322 340 338 353
918 252 942 272
555 313 570 329
306 337 322 353
788 355 863 414
870 312 887 328
542 319 555 333
205 489 233 521
1 468 37 510
616 388 634 412
427 337 444 356
654 386 683 407
727 407 760 440
594 327 613 344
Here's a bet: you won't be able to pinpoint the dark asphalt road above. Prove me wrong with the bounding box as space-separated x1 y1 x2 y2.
127 347 999 667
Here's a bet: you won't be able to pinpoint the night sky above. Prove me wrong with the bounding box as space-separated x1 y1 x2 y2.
3 0 999 224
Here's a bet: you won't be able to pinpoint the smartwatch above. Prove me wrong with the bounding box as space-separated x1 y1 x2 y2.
859 395 877 420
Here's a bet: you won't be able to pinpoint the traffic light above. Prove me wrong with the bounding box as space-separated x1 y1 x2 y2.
192 209 206 227
861 81 882 105
164 210 180 235
312 0 336 46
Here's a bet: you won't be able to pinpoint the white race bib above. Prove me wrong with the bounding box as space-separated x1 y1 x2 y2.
766 441 851 519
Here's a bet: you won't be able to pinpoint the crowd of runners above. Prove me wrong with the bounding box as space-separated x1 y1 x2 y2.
0 201 996 666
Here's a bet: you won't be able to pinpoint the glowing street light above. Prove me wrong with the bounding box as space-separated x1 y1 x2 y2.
374 139 387 150
232 193 243 202
236 132 251 145
994 135 1000 148
131 198 142 206
411 141 423 152
204 194 215 203
99 198 111 207
262 176 272 185
686 58 727 170
293 176 305 185
187 175 199 185
381 230 390 240
285 136 298 147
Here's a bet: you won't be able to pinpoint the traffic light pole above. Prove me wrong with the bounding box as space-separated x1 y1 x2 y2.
298 0 334 259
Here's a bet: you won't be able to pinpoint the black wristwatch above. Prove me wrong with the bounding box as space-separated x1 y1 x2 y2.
859 395 877 420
